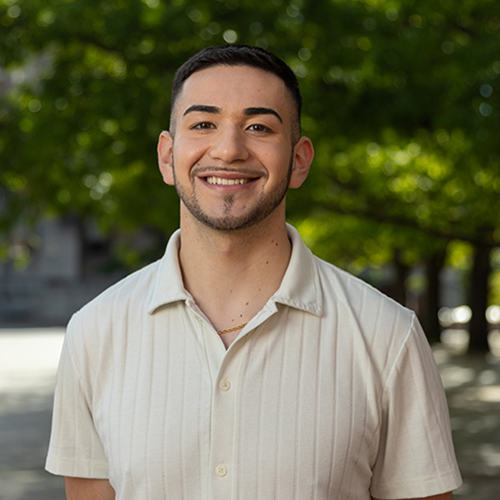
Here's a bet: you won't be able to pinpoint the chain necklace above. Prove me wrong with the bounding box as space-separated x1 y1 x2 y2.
217 322 248 335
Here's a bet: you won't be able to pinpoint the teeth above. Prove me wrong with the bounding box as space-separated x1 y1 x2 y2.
206 177 251 185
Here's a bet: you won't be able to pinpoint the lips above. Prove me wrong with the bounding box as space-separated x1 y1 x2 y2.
193 166 263 189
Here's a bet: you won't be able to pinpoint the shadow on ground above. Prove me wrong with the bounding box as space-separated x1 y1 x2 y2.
1 329 500 499
435 346 500 499
0 392 65 500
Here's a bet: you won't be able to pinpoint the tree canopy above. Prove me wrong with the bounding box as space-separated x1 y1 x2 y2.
1 0 500 348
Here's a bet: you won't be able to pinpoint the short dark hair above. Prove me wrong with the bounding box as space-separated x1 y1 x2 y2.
170 44 302 140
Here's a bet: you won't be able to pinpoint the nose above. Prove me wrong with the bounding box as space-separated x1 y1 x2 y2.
209 126 249 164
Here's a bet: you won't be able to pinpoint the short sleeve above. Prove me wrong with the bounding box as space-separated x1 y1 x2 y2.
370 315 462 499
45 314 109 478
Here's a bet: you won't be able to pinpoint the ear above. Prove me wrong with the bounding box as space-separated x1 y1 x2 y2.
157 131 174 185
289 136 314 189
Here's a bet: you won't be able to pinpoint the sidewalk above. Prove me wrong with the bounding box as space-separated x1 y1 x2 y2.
436 343 500 499
1 328 499 499
0 329 65 500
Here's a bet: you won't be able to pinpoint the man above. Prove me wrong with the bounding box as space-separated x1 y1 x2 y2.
46 45 462 499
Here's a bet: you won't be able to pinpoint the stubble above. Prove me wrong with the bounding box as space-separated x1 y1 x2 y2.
171 156 293 232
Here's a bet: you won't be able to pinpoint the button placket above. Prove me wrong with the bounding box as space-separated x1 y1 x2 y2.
208 343 246 498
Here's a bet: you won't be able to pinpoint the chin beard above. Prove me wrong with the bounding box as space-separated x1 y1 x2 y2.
172 156 293 232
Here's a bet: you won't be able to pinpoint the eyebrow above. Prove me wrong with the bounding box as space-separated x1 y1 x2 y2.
182 104 283 123
183 105 221 116
244 107 283 123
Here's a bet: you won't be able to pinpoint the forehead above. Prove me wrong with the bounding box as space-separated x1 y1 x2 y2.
175 65 293 118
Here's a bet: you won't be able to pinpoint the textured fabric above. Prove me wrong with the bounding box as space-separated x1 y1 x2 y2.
46 225 462 499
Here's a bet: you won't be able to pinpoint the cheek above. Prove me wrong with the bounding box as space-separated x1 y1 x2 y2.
264 145 293 174
175 138 207 166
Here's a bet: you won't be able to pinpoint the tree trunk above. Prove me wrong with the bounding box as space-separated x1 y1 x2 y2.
421 250 446 344
468 243 492 353
392 249 409 306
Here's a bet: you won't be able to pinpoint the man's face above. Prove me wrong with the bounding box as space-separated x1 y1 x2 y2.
158 64 311 232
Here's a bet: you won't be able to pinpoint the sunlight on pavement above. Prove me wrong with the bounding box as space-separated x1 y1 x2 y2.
461 385 500 403
479 444 500 467
435 338 500 499
0 328 65 396
440 329 470 355
489 331 500 358
0 328 67 499
439 365 476 389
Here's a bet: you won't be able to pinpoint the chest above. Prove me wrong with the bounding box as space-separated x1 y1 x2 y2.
90 311 382 499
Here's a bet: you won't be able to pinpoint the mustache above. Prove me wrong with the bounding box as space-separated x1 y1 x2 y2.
190 165 264 178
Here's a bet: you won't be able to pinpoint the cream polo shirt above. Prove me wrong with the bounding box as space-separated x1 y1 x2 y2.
46 225 462 500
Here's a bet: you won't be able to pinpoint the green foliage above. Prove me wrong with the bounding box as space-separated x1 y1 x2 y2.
1 0 500 277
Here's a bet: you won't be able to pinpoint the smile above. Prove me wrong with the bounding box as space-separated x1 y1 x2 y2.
206 177 252 186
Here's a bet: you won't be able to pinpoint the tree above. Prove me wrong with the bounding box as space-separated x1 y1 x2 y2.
1 0 499 351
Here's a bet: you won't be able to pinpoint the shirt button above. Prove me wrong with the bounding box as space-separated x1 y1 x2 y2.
218 378 231 392
215 463 228 477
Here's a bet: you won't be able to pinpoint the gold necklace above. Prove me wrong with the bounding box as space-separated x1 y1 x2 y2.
217 322 248 335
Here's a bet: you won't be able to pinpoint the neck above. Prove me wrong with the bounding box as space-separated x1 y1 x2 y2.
178 208 291 345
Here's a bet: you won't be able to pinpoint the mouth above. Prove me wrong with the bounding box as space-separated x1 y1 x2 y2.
196 168 262 189
205 176 252 186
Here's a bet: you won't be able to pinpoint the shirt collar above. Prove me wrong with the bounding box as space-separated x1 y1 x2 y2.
269 224 323 316
147 224 323 317
147 230 190 314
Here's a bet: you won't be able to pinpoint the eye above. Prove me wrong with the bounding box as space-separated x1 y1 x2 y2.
247 124 271 133
192 122 215 130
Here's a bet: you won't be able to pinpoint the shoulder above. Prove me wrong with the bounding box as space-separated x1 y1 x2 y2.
310 256 433 395
65 230 185 355
66 260 161 344
286 224 415 340
313 254 416 342
314 255 411 312
79 260 160 317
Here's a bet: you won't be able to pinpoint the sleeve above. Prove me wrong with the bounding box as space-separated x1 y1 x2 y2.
45 313 109 478
370 314 462 499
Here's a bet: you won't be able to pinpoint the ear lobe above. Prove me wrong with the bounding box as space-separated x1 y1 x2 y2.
157 131 174 185
289 136 314 189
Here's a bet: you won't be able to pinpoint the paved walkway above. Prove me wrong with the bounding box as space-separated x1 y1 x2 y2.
0 328 499 499
0 329 65 500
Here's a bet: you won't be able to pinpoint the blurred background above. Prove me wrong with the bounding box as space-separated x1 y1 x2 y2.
0 0 499 498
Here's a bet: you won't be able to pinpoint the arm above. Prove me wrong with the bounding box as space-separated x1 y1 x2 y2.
65 477 115 500
372 493 453 500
